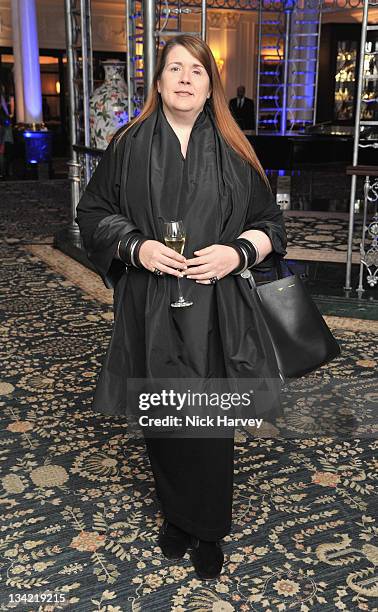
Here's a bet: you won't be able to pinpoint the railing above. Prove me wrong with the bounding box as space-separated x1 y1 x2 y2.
163 0 365 11
346 165 378 294
72 144 104 200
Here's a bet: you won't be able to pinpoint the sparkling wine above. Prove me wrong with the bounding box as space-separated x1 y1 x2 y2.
164 236 185 255
162 219 193 308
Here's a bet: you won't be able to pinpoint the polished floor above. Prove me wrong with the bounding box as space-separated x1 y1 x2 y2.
0 179 377 610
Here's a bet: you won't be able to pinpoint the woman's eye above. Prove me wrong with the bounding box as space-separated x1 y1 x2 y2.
170 66 180 71
193 70 201 75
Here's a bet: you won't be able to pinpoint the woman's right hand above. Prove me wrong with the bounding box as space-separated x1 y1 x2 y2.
138 240 187 277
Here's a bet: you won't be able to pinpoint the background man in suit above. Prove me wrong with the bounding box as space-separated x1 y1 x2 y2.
229 85 255 131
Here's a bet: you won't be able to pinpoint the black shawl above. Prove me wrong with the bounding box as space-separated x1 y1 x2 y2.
76 100 287 416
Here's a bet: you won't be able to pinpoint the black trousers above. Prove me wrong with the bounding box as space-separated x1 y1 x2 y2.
122 270 235 540
145 436 234 541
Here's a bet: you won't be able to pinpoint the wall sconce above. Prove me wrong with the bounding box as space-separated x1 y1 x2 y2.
55 81 61 94
215 58 224 73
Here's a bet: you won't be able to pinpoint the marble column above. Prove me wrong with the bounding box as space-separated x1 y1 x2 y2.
11 0 43 124
10 0 25 123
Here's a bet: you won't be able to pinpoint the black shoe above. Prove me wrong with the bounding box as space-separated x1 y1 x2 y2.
158 519 191 560
190 538 224 580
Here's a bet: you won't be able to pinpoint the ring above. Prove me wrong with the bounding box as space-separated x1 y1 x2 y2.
209 276 218 284
153 267 164 276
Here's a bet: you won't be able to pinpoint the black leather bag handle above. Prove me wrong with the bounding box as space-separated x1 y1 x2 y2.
245 253 296 288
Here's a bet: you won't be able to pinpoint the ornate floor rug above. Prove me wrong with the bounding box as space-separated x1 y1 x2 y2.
0 180 71 245
284 213 362 264
0 241 377 611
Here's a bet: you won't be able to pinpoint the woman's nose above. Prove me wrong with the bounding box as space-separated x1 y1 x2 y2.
179 71 191 85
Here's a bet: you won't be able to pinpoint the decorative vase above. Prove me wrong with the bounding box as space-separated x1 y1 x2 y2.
89 60 129 150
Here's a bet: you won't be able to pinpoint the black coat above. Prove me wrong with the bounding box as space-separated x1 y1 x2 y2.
75 101 287 540
229 96 255 130
75 101 286 417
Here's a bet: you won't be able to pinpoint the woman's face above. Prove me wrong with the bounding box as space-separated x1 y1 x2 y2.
157 45 211 119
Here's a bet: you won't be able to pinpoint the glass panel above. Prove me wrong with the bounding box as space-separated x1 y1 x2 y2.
334 40 357 121
361 39 378 123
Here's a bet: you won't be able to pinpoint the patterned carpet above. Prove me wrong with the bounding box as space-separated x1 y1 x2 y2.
0 180 71 245
0 180 377 610
284 212 361 255
0 235 377 610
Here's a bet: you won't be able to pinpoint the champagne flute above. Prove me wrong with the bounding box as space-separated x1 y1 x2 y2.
163 220 193 308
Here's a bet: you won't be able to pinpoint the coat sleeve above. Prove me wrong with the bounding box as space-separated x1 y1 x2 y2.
75 135 139 289
242 167 287 259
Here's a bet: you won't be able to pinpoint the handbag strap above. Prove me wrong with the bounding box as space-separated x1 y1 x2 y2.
243 254 295 289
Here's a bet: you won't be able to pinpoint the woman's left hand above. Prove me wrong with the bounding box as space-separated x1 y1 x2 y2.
183 244 240 284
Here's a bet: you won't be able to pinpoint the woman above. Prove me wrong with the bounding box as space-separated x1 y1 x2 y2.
76 35 287 581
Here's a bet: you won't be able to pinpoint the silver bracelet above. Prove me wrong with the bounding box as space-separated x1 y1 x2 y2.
118 234 136 265
129 238 139 267
231 243 249 275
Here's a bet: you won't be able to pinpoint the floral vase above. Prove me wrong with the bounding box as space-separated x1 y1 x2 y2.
89 60 129 150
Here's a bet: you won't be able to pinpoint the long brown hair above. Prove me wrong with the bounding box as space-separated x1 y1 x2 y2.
116 35 269 186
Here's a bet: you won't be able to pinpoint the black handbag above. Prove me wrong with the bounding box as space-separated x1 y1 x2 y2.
242 256 341 382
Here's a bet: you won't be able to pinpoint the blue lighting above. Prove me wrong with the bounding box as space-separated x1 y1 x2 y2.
22 130 53 164
19 0 43 122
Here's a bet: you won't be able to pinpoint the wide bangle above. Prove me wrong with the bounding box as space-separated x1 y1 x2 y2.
118 231 144 267
119 234 152 269
232 244 249 275
234 243 249 274
133 236 150 268
223 238 258 275
119 231 142 266
234 238 259 269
